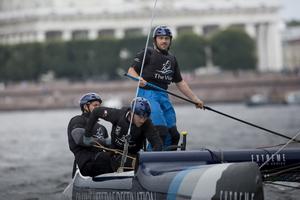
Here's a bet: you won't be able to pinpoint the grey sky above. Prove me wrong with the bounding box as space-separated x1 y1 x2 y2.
281 0 300 20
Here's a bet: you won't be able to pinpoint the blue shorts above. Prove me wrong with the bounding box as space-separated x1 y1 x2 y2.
138 88 176 147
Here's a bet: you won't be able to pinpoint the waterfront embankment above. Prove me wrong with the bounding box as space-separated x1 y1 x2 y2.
0 72 300 111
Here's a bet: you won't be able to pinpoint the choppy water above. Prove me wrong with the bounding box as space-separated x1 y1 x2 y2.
0 103 300 200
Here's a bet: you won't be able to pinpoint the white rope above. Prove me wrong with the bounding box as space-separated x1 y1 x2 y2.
259 130 300 169
119 0 158 172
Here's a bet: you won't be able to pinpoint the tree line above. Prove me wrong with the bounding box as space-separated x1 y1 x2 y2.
0 28 256 82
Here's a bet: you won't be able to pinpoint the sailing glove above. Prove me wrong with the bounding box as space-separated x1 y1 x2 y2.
83 135 108 147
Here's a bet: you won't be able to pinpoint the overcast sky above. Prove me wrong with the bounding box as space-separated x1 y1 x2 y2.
281 0 300 20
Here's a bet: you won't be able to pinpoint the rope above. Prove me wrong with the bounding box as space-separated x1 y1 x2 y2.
93 142 136 161
259 130 300 169
256 141 298 149
119 0 159 172
93 142 136 171
263 164 300 178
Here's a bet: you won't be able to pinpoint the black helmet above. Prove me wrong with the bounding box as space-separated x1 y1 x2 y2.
79 92 102 111
153 25 173 39
131 97 151 118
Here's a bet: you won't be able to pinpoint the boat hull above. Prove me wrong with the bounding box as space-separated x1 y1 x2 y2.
65 150 265 200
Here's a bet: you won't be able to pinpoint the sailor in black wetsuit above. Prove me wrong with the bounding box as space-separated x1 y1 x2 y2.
67 93 113 177
85 97 163 157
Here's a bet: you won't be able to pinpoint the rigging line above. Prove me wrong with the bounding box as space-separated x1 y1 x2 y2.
119 0 158 172
263 162 300 174
259 130 300 170
263 164 300 178
256 141 298 149
262 162 300 173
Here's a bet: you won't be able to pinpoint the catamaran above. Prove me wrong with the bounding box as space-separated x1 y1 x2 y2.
63 73 300 200
63 139 300 200
63 0 300 197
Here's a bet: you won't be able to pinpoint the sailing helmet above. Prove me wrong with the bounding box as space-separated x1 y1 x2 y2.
79 92 102 111
153 25 173 39
153 25 173 51
131 97 151 118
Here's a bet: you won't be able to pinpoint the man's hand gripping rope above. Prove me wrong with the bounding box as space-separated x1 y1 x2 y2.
92 140 136 171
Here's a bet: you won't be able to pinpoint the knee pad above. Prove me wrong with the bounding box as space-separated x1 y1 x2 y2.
169 126 180 146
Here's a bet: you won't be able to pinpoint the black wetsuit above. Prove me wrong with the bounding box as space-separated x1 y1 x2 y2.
67 112 113 177
85 107 163 154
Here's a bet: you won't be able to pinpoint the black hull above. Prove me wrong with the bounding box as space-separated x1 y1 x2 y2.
64 148 300 200
64 149 274 200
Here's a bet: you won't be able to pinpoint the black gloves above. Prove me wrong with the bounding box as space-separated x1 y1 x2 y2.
83 135 110 147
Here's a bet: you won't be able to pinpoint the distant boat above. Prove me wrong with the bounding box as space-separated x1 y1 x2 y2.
246 94 270 106
245 94 286 107
285 91 300 105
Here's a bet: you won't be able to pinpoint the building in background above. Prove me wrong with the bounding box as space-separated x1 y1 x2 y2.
0 0 283 71
282 26 300 73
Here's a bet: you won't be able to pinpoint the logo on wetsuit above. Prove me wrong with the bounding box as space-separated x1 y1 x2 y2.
155 60 173 81
95 126 105 139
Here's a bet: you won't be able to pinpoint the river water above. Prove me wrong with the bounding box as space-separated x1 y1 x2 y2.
0 103 300 200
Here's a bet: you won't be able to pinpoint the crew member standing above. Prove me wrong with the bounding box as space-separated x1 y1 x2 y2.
128 25 204 149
